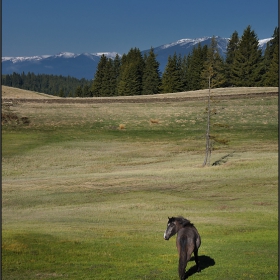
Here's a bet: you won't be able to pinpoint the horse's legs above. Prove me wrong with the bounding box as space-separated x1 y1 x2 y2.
178 254 187 280
194 249 201 272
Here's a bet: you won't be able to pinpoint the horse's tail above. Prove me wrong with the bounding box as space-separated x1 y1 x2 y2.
189 225 201 249
196 232 201 249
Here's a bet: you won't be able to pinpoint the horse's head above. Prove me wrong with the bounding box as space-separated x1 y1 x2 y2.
164 217 177 240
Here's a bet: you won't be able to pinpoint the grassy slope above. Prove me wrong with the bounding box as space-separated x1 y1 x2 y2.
2 85 278 100
2 87 278 279
2 85 60 99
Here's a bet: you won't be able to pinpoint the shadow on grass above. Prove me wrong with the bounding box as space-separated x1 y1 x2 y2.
185 255 215 279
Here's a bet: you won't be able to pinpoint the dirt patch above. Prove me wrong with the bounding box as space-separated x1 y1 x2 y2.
1 111 30 125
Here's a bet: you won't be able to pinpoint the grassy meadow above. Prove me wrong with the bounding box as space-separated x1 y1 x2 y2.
2 86 278 279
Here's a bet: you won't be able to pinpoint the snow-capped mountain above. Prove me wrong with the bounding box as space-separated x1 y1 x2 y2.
142 36 229 74
2 37 272 80
2 52 120 80
258 38 273 49
143 36 272 73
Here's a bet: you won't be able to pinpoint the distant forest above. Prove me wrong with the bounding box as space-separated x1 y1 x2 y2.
2 26 278 97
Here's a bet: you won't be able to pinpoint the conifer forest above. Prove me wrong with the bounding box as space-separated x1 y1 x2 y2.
2 26 279 97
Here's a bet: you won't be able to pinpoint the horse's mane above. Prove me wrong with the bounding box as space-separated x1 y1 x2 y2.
171 216 194 227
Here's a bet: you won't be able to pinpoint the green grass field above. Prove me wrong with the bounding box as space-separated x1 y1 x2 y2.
2 87 278 279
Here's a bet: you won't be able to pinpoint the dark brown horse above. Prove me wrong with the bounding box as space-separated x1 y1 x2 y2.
164 216 201 279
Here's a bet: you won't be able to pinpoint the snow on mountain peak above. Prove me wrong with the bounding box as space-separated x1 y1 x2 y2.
161 37 214 49
2 55 52 63
92 52 120 58
55 52 77 58
258 38 273 48
2 52 120 64
2 36 273 80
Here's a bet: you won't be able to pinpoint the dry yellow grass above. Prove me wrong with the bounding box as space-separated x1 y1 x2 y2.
2 85 278 101
2 85 59 99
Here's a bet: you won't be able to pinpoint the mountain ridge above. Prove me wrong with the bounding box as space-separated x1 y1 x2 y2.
2 36 272 80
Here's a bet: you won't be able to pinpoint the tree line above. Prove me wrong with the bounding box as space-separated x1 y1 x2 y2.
1 72 92 97
90 25 279 95
2 26 278 97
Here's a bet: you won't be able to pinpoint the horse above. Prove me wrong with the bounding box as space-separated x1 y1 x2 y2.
164 216 201 279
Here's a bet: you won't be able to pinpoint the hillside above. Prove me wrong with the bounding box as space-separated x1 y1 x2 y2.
2 86 60 99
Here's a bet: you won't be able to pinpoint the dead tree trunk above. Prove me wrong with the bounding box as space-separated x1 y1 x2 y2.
203 76 211 167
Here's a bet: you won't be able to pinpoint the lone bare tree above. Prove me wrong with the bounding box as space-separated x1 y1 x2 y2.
203 75 212 166
201 37 226 167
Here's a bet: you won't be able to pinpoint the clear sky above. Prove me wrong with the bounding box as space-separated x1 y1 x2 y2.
2 0 278 57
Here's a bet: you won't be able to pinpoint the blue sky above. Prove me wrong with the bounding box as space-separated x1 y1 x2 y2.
2 0 278 57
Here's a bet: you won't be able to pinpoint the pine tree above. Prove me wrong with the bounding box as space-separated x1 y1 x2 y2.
261 41 272 85
82 84 91 97
113 54 121 95
201 36 226 89
264 27 279 61
142 47 161 94
180 55 189 91
186 44 208 90
183 54 192 91
161 54 175 93
91 54 107 96
265 41 279 86
116 64 131 96
59 88 66 97
117 48 144 95
231 25 263 86
225 31 239 86
41 74 49 92
101 59 114 96
11 72 22 88
2 74 12 86
262 27 279 86
161 53 183 93
75 86 83 97
176 54 185 91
